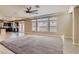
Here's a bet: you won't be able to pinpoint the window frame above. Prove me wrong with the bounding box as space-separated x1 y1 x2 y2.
49 17 57 32
32 17 57 32
37 18 48 32
32 20 37 32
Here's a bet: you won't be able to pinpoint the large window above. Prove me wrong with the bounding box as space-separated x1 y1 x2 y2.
32 17 57 32
49 17 57 32
37 18 48 32
32 20 37 32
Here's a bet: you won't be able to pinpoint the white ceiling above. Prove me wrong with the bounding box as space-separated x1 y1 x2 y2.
0 5 72 21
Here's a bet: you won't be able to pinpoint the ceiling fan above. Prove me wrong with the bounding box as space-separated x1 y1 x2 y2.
25 5 39 14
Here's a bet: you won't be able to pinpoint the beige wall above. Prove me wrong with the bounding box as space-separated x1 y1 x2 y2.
24 19 32 33
57 13 72 38
24 13 72 38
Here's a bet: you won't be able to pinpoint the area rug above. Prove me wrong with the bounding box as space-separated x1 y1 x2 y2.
0 35 63 54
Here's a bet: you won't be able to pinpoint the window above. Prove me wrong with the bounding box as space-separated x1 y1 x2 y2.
32 20 37 32
50 17 57 32
32 17 57 32
37 18 48 32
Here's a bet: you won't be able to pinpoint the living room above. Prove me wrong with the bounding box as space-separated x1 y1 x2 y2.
0 5 79 54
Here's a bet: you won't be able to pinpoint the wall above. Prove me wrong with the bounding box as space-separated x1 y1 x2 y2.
24 19 32 33
72 7 79 45
57 13 72 38
24 13 72 38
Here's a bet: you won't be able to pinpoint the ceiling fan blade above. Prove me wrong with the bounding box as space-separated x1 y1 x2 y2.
27 8 29 11
30 10 38 13
29 12 38 14
27 6 32 11
29 7 32 10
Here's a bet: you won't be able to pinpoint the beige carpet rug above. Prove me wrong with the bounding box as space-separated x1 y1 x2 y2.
0 35 63 54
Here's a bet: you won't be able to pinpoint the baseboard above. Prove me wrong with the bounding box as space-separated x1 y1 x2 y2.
72 42 79 46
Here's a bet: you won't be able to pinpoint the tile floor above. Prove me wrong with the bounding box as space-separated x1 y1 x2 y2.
0 32 25 54
0 32 17 54
63 38 79 54
0 32 79 54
